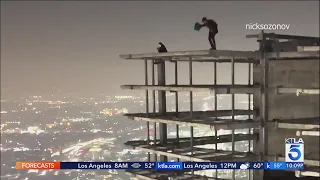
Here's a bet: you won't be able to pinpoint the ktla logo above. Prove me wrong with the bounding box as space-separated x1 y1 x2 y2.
285 138 304 162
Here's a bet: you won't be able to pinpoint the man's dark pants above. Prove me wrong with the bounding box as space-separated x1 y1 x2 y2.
208 30 217 50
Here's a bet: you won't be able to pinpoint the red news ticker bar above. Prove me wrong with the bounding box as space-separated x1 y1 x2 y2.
16 162 60 170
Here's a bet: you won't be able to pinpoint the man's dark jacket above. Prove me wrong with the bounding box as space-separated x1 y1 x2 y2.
205 19 218 33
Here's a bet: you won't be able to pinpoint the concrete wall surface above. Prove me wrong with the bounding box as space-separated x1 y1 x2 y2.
253 59 319 180
267 60 319 160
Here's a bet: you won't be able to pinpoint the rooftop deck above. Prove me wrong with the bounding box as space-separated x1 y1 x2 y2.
125 134 258 148
120 49 319 61
121 85 319 95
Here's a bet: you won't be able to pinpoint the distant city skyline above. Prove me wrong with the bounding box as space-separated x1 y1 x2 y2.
1 1 319 97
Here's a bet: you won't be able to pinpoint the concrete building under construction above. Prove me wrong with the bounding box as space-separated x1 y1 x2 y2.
119 31 319 180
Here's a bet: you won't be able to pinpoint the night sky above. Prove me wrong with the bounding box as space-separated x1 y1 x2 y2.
1 1 319 97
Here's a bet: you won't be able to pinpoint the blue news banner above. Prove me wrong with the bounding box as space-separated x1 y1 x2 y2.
58 162 303 170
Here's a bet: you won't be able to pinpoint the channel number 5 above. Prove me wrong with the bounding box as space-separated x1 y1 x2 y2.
288 145 301 161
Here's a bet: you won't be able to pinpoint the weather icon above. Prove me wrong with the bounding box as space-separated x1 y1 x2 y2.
131 163 141 168
240 162 250 170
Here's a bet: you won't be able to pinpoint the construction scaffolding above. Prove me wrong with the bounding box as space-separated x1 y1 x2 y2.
119 31 320 180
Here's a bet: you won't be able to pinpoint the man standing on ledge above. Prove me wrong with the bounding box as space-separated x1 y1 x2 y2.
199 17 218 50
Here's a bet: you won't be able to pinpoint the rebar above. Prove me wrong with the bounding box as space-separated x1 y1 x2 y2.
174 61 180 162
248 61 252 180
214 61 218 179
189 57 194 177
231 57 236 180
152 60 157 162
144 59 150 162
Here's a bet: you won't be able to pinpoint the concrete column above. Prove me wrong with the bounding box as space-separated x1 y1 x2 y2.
157 60 168 162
